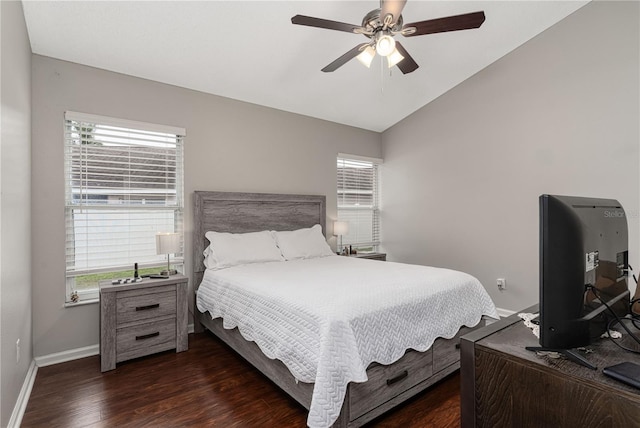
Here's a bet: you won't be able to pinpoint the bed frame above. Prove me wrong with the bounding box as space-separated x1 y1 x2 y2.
193 191 481 427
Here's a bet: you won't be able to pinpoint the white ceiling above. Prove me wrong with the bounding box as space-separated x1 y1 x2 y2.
22 0 588 132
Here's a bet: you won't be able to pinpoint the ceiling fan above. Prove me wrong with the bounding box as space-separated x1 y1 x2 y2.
291 0 485 74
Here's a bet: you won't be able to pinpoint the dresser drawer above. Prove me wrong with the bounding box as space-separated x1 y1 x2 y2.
116 288 176 325
116 318 176 362
349 348 433 420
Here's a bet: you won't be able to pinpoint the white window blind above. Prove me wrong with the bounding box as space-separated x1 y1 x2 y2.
337 155 381 249
64 112 185 302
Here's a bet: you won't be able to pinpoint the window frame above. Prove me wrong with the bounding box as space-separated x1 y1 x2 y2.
336 153 382 251
64 111 185 303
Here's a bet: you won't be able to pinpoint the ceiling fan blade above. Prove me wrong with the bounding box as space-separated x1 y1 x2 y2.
394 42 419 74
403 11 486 37
291 15 362 34
321 43 369 72
380 0 407 26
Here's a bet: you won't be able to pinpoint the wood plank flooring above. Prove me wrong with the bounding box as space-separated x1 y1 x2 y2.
22 332 461 427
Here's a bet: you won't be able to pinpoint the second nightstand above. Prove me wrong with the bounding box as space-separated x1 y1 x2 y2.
100 274 188 372
348 252 387 261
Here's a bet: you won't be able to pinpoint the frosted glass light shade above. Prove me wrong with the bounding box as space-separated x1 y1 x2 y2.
333 221 349 236
376 33 396 57
356 45 375 68
387 48 404 68
156 232 180 255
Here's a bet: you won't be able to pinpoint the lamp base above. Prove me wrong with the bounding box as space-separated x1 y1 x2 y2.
160 269 178 276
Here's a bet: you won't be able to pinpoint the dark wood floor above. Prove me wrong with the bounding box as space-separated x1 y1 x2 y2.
22 332 461 427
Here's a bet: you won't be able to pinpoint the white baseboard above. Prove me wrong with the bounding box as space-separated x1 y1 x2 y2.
34 323 195 368
496 307 517 318
34 344 99 368
8 360 38 428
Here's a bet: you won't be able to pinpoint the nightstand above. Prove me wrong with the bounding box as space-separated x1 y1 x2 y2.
100 274 188 372
348 252 387 261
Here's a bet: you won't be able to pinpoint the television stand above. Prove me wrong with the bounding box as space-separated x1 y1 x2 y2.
460 304 640 428
525 346 597 370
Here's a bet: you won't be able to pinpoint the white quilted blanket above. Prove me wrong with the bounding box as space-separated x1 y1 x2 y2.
196 256 498 427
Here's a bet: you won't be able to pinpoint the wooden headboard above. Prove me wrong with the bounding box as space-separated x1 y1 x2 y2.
192 191 326 286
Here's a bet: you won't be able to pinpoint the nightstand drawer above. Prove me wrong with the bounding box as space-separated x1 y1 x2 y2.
100 275 188 372
116 318 176 362
117 289 176 325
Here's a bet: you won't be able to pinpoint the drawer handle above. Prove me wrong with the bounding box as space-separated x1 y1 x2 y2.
136 332 160 341
135 304 160 311
386 370 409 386
455 343 461 350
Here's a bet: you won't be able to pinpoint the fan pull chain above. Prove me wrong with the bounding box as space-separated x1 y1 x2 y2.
380 55 395 95
380 55 385 94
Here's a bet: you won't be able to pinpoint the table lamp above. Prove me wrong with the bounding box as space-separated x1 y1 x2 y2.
333 221 349 254
156 232 180 276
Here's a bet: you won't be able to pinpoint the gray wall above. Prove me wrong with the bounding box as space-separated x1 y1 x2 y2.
31 55 382 357
380 1 639 313
1 0 33 425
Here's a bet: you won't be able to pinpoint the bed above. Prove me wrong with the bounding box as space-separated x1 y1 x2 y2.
193 191 498 428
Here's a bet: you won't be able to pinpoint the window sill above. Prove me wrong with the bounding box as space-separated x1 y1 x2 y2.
64 298 98 308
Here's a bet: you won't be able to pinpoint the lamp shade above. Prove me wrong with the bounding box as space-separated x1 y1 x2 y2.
333 221 349 236
356 45 375 68
375 32 396 57
387 47 404 68
156 232 180 255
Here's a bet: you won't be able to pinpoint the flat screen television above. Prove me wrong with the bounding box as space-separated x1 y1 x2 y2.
529 194 630 369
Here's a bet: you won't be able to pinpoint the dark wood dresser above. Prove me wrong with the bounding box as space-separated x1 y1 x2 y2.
460 305 640 428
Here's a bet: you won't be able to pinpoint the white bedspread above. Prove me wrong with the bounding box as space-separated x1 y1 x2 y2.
196 256 498 428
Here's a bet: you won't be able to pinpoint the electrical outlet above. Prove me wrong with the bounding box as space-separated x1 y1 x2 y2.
497 278 506 291
16 339 20 363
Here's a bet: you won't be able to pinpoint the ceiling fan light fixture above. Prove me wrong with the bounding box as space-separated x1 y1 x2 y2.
386 48 404 68
356 45 376 68
292 4 486 75
375 32 395 56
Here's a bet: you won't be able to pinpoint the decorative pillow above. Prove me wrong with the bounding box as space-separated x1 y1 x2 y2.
273 224 335 260
203 230 284 270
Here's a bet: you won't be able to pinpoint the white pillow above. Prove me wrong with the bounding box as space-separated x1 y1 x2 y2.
203 230 284 270
273 224 335 260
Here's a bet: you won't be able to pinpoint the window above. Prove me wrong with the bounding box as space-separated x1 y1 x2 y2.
337 154 381 251
64 112 185 302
